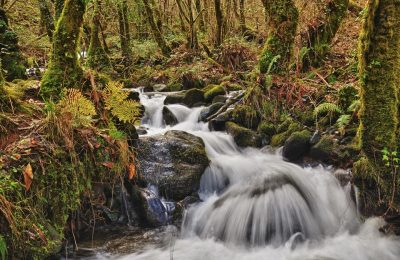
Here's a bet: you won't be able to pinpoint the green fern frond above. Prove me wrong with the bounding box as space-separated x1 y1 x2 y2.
336 114 351 128
103 81 141 123
348 99 361 112
57 89 96 127
314 102 343 116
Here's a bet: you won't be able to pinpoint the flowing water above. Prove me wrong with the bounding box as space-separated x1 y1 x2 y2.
98 91 400 259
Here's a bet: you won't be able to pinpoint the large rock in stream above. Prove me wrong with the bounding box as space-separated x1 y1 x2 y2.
137 130 209 200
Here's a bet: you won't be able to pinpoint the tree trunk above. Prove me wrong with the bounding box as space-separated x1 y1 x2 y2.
53 0 65 21
354 0 400 214
195 0 205 32
301 0 349 69
38 0 55 41
40 0 86 100
87 0 110 70
259 0 298 74
0 8 26 81
150 0 163 34
142 0 171 56
118 0 132 61
214 0 224 46
239 0 246 33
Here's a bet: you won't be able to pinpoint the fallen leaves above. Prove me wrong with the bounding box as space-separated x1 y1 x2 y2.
128 163 136 180
23 163 33 191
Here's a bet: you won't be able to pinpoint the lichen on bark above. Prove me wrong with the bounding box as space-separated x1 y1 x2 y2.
259 0 299 74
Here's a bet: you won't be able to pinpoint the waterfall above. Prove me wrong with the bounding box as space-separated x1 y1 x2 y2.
116 90 400 260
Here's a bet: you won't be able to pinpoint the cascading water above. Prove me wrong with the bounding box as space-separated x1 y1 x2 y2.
113 90 400 259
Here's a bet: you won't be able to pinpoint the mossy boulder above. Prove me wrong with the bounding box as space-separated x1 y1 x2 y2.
270 121 301 146
282 130 312 162
153 83 168 92
212 95 228 104
204 85 226 102
225 122 262 148
257 121 276 145
167 82 183 92
309 135 337 163
231 104 260 130
220 81 243 91
164 92 185 105
183 88 205 107
199 102 225 122
209 110 233 131
137 130 209 200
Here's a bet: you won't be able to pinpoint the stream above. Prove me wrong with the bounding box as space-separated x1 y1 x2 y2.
84 90 400 259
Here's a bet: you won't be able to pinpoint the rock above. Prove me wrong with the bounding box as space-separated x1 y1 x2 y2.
270 121 301 147
212 95 228 104
204 85 226 102
257 122 276 145
153 84 168 92
127 90 140 102
282 130 312 162
209 110 233 131
137 126 148 135
231 104 260 130
309 135 336 163
182 72 205 90
199 102 225 122
162 106 178 126
164 93 185 105
137 130 209 200
167 82 183 92
310 130 321 145
183 88 205 107
225 122 262 148
136 188 169 227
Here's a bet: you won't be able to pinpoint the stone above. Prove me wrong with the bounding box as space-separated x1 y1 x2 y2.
282 130 312 162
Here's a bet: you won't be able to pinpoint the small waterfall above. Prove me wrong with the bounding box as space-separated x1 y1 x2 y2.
116 90 400 260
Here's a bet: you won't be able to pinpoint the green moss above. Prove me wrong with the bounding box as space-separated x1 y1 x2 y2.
204 85 226 102
40 0 86 100
259 0 298 74
231 104 260 130
257 121 276 144
226 121 261 148
167 82 183 91
0 8 26 81
183 88 205 107
271 122 301 146
358 0 400 179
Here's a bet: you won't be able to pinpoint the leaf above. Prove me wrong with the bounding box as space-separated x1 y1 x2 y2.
102 162 114 169
128 163 136 180
23 163 33 191
32 224 47 244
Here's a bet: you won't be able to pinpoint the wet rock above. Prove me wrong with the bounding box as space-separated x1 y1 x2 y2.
225 122 262 148
199 102 225 122
127 90 140 102
257 122 276 145
137 188 169 227
212 95 228 104
283 130 312 162
183 88 205 107
209 110 233 131
137 126 148 135
153 84 168 92
164 93 185 105
231 104 260 130
162 106 178 126
204 85 226 102
309 135 337 163
137 130 209 200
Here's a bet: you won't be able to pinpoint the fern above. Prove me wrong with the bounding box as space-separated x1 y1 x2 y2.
267 55 281 74
0 234 6 260
348 99 361 113
103 81 141 123
57 89 96 127
336 114 351 128
314 102 343 116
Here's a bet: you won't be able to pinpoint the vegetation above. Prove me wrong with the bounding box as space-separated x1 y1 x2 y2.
0 0 399 257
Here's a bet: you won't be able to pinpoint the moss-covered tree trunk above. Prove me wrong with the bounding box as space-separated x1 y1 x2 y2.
88 0 110 70
214 0 224 46
53 0 65 21
355 0 400 214
38 0 55 41
142 0 171 56
118 0 132 61
301 0 349 69
0 8 26 81
259 0 298 74
195 0 205 32
239 0 246 34
39 0 86 100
